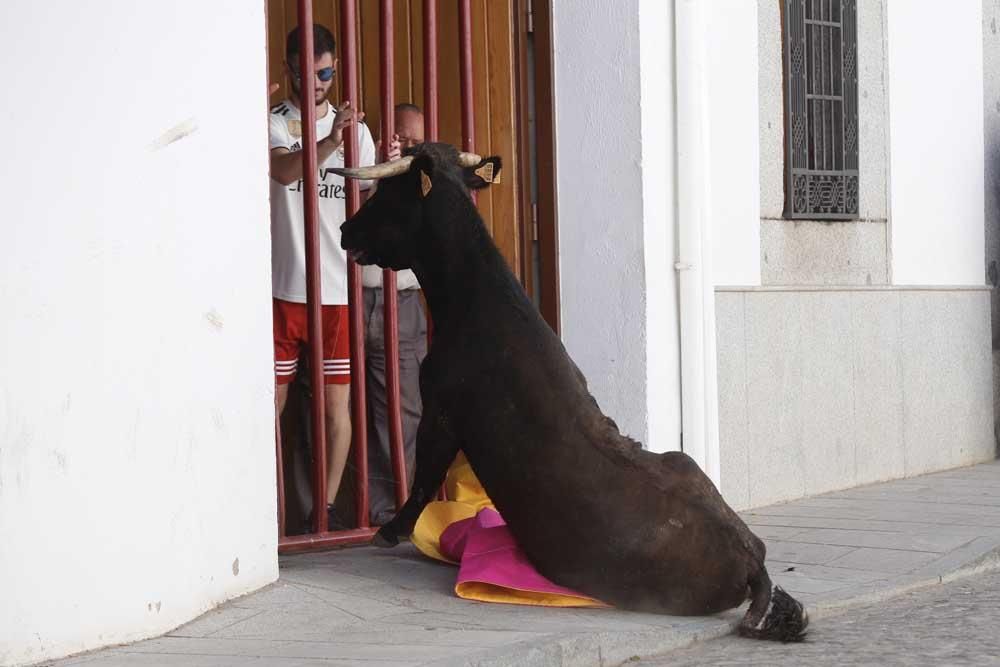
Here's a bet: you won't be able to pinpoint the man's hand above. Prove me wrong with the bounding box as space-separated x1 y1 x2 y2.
329 101 365 149
376 134 403 162
387 134 402 161
268 82 280 97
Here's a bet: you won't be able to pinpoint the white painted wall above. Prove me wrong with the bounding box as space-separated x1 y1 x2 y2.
675 0 720 481
0 3 278 665
888 0 986 286
551 0 681 450
705 1 762 287
639 0 683 454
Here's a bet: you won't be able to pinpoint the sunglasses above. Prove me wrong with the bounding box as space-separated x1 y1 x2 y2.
291 66 336 83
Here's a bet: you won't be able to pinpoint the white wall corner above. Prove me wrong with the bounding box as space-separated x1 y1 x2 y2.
674 0 722 484
639 0 682 453
0 4 278 664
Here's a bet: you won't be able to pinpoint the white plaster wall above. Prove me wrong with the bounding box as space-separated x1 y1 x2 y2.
552 0 681 449
888 0 986 286
706 1 761 287
0 3 278 665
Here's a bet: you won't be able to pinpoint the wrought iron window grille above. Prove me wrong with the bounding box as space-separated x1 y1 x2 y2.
783 0 859 220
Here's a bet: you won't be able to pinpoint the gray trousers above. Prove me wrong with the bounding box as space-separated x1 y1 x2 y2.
363 287 428 525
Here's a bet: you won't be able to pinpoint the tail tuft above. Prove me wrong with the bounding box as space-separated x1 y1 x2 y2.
738 586 809 642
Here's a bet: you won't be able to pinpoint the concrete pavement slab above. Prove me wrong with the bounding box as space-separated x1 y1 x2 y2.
46 461 1000 667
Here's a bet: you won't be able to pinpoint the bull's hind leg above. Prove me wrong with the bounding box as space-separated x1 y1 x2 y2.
373 405 459 548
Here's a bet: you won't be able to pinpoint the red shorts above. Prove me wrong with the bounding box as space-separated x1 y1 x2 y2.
273 298 351 385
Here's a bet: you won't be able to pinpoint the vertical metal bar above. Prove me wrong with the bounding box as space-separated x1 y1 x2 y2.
296 0 329 535
458 0 475 151
423 0 438 351
820 25 827 171
838 3 846 174
825 24 831 171
830 26 844 171
848 0 857 171
379 0 409 511
380 2 396 151
424 0 445 504
340 0 370 530
829 15 835 92
458 0 477 204
809 25 822 170
798 0 806 169
423 0 439 141
827 24 833 171
807 23 813 171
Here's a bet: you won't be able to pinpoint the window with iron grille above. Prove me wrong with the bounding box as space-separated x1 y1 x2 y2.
783 0 858 219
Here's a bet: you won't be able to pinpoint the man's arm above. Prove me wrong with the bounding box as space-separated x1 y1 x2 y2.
270 138 341 186
270 111 401 188
269 100 364 186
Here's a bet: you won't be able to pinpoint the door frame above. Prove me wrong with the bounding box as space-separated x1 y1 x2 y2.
515 0 560 334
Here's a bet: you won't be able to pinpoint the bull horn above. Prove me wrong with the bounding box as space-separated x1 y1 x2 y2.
457 152 483 167
334 155 414 180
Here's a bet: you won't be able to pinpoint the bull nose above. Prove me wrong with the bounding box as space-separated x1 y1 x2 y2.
339 223 355 249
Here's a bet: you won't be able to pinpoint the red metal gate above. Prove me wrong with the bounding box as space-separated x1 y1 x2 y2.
275 0 474 553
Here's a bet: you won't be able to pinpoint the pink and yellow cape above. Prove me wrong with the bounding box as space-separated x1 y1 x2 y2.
410 452 608 608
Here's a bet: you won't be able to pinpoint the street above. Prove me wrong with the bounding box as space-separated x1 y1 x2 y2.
642 569 1000 666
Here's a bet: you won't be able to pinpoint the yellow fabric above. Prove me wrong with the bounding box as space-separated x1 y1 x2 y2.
411 452 607 608
444 451 495 512
454 581 606 608
411 452 491 564
409 500 476 564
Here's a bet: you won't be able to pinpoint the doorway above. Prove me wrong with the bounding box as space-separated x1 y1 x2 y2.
265 0 560 540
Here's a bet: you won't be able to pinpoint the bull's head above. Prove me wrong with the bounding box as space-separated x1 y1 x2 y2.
334 143 501 271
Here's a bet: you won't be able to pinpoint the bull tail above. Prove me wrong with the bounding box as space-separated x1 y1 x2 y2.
738 568 809 642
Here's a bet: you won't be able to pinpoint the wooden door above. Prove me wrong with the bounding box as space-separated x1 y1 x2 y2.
266 0 527 283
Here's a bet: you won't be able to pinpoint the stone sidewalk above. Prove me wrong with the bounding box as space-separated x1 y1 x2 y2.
51 460 1000 667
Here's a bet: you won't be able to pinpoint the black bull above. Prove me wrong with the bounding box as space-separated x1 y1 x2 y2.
336 143 807 642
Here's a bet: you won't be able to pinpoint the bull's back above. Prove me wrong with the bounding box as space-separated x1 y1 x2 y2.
450 383 753 613
434 281 754 614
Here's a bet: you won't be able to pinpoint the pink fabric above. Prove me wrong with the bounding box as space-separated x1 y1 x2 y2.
439 508 592 599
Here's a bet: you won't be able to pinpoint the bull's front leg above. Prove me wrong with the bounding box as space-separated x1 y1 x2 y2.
373 404 459 548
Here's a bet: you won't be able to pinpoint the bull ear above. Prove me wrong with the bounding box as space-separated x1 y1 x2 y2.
413 153 436 198
462 156 502 190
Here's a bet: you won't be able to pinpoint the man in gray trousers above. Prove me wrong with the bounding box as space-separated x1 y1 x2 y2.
363 103 428 525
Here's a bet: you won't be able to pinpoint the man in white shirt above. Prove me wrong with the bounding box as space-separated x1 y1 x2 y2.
269 24 398 530
363 103 428 526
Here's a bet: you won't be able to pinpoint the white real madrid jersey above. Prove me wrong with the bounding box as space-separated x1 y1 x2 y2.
269 98 376 305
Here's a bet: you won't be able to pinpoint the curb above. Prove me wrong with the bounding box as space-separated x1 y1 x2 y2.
428 537 1000 667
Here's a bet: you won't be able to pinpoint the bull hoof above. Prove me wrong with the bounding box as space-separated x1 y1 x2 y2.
372 527 400 548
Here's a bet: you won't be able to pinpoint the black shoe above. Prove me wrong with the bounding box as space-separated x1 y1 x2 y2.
372 510 396 527
326 504 348 531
